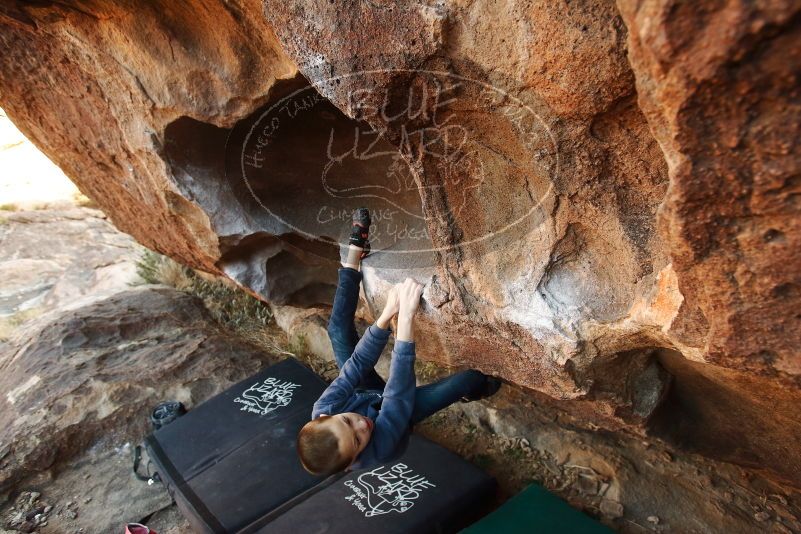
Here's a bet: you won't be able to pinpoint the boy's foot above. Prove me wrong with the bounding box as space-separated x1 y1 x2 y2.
460 375 502 403
348 207 371 259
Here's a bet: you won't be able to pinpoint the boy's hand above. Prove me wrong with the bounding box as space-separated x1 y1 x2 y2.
376 285 400 329
397 278 424 319
396 278 423 342
382 285 400 319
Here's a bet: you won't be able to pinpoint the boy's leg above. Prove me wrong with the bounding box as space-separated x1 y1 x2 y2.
328 266 386 390
410 370 491 425
327 266 363 370
343 207 371 270
342 245 363 271
326 208 385 390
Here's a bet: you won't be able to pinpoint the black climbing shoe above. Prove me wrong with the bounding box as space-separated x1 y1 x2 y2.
460 375 502 403
348 207 371 258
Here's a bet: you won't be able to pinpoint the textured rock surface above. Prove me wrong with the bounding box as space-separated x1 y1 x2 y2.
2 446 173 534
617 0 801 378
1 0 800 495
442 387 801 532
0 207 141 326
0 285 282 493
0 0 297 274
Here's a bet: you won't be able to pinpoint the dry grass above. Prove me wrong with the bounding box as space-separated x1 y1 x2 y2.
415 359 452 384
72 191 98 208
0 307 45 341
136 249 271 331
286 332 340 381
134 249 327 369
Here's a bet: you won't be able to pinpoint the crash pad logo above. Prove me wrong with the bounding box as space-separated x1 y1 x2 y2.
233 378 299 416
343 463 436 517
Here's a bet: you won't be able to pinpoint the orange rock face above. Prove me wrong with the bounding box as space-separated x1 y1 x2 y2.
0 0 297 272
618 0 801 380
1 0 799 490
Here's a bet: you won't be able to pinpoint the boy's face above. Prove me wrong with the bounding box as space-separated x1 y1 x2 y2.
325 412 373 463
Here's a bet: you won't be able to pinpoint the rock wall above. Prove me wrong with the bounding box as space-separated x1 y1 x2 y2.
0 0 297 271
619 0 801 380
1 0 800 491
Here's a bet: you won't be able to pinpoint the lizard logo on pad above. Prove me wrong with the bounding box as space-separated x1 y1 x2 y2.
233 377 300 416
344 462 436 517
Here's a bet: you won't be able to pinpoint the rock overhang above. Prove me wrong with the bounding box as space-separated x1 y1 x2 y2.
2 0 800 490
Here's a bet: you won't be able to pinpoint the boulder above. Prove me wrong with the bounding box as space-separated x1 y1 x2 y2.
1 0 799 490
617 0 801 379
0 207 141 320
0 0 297 275
0 285 282 494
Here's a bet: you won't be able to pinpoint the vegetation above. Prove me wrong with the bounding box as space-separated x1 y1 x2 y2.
284 332 339 381
136 248 270 332
471 453 495 470
135 249 336 378
72 191 98 208
0 307 44 341
415 359 451 384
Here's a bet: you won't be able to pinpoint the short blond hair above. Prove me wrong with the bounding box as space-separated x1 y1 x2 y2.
296 416 351 475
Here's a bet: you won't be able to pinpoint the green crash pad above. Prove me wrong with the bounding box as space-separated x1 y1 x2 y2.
463 484 613 534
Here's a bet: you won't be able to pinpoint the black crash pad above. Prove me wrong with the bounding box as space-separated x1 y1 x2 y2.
145 358 496 533
255 434 497 534
145 358 330 533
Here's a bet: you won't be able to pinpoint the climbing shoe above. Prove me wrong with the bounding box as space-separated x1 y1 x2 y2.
348 207 371 258
460 375 502 403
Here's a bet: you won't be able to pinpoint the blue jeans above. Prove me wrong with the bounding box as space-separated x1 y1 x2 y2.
327 268 488 425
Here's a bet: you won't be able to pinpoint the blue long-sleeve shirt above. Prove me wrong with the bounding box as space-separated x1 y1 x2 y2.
311 324 416 469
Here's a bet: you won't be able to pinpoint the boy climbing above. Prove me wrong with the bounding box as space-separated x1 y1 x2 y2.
297 208 501 475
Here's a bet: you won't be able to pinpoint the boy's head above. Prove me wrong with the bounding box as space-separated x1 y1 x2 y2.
296 412 374 475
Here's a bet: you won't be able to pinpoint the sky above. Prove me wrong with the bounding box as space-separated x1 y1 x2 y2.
0 108 80 209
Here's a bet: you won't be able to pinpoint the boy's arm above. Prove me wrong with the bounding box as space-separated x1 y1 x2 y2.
313 287 399 417
363 278 422 460
312 324 390 417
367 339 416 460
